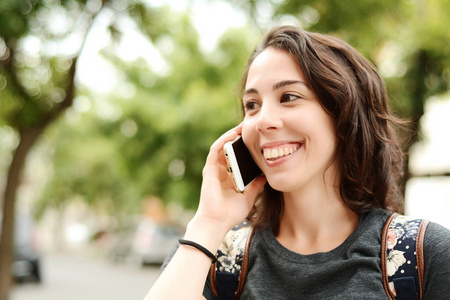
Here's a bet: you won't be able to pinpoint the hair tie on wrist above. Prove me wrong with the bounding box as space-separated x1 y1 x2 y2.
179 239 217 263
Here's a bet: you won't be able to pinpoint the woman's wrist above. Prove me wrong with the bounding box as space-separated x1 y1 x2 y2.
183 216 229 255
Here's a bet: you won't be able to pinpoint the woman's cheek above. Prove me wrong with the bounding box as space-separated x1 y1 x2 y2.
241 119 254 146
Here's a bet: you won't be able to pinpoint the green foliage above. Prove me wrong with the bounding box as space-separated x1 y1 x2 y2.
276 0 410 57
3 0 449 220
34 103 140 218
0 0 42 39
33 6 258 216
379 0 450 119
0 0 98 129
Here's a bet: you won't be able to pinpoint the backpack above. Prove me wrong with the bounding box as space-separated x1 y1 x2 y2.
209 213 430 300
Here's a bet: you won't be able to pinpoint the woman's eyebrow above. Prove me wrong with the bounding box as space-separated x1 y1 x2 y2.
273 80 308 90
243 88 258 96
243 80 308 96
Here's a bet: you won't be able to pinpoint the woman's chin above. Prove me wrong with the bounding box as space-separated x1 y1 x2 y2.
266 178 297 193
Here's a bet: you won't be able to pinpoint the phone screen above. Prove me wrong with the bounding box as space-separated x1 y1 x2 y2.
231 138 262 186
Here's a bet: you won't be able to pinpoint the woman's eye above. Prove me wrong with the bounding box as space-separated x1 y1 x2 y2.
280 93 300 103
244 101 260 112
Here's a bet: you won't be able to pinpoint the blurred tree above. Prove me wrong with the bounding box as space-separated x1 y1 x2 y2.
380 0 450 187
104 13 257 209
0 0 176 298
34 6 258 221
0 0 99 296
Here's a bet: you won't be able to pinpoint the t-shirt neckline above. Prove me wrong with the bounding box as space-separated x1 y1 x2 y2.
259 210 375 264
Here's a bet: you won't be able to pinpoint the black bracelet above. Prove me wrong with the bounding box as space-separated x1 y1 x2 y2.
179 239 217 263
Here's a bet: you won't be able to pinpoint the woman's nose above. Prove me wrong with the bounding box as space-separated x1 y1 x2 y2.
255 102 283 132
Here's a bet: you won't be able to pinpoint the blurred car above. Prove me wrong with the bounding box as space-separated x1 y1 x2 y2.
109 217 183 266
0 214 42 283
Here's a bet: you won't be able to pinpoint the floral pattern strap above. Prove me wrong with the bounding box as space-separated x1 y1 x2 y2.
210 221 253 299
381 213 430 300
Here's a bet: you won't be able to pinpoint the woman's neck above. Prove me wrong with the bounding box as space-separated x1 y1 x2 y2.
276 183 359 255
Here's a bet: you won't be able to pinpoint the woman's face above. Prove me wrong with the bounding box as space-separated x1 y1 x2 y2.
241 47 339 193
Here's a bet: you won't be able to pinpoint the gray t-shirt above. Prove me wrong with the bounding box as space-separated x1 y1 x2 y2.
199 209 450 299
162 208 450 299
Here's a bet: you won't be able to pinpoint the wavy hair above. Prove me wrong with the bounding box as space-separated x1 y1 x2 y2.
242 26 405 232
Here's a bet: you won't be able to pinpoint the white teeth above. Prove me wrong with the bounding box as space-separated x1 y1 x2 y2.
271 149 278 158
263 145 300 160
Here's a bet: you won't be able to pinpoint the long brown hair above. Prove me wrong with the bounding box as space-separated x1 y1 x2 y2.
242 25 404 232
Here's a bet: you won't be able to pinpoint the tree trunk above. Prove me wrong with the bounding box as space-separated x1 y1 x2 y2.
0 126 45 300
0 3 106 299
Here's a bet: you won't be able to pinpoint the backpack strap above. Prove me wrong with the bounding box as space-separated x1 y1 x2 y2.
210 221 254 299
235 226 254 299
381 213 430 300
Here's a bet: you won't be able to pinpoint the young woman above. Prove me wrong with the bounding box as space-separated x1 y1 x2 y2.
144 25 450 299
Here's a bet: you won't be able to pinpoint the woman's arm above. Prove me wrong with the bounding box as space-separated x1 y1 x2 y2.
143 218 226 300
143 126 266 300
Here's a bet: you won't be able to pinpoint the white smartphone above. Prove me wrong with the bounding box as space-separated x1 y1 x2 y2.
223 136 262 192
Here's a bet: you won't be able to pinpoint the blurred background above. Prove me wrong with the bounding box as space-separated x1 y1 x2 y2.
0 0 449 299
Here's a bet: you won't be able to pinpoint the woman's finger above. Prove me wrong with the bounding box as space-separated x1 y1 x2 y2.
205 123 243 166
243 175 267 201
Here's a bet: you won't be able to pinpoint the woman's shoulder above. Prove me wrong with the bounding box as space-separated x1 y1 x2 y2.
424 220 450 240
423 221 450 252
422 221 450 298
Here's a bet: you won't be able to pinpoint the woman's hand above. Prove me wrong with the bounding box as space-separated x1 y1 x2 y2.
192 124 266 235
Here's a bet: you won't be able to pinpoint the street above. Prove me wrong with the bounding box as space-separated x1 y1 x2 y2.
11 252 161 300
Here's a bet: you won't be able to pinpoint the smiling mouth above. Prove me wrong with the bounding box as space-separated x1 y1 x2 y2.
263 144 301 161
